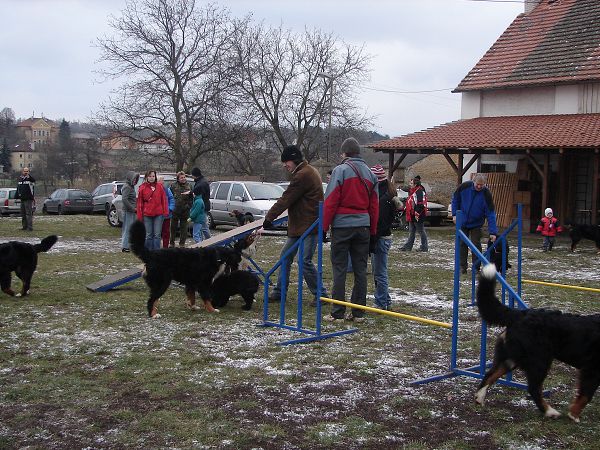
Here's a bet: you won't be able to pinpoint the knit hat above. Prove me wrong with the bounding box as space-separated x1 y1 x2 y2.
370 164 387 181
545 208 553 217
191 167 202 178
281 145 303 162
340 137 361 155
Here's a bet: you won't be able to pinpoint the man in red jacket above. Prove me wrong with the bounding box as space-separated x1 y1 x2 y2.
322 137 379 322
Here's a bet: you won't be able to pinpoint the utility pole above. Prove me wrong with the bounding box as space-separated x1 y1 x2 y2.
318 73 334 162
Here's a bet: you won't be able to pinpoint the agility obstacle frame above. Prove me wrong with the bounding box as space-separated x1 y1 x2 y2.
412 205 534 392
259 202 360 345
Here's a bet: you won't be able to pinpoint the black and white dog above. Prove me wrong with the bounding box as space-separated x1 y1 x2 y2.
564 222 600 253
475 264 600 422
211 270 260 311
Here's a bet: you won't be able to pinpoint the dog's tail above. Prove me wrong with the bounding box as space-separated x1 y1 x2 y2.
33 235 58 253
129 220 151 263
476 264 522 327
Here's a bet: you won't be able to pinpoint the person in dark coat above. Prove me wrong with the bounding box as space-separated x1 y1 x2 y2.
16 167 35 231
120 170 139 252
169 171 193 247
191 167 211 240
263 145 326 304
400 175 428 252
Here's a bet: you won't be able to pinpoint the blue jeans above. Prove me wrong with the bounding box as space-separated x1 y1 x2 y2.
143 215 164 250
371 237 393 309
121 211 136 250
330 227 370 319
272 234 325 300
192 222 204 243
201 217 211 240
402 221 428 251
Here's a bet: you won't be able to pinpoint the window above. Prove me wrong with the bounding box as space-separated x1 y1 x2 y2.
481 164 506 173
230 184 246 201
215 183 231 200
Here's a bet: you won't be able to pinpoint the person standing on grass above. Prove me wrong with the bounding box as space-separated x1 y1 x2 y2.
157 176 175 248
400 175 428 252
120 170 139 252
136 170 168 250
369 165 402 311
451 173 497 274
191 167 211 240
169 171 193 248
262 144 326 305
16 166 35 231
322 137 379 323
189 191 206 244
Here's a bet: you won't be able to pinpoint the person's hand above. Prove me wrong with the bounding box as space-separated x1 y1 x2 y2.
452 216 456 224
415 212 420 221
489 234 497 242
262 220 274 230
369 235 378 254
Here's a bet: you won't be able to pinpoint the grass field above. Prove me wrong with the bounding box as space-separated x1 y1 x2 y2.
1 214 599 449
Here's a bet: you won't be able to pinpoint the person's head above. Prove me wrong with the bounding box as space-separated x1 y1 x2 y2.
157 175 165 185
545 207 553 218
176 171 187 184
413 175 421 186
340 137 361 158
370 164 387 182
191 167 202 179
326 170 332 182
473 173 487 191
145 170 157 183
22 167 30 176
280 145 303 172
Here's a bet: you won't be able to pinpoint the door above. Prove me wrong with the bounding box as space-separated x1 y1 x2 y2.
227 183 248 225
211 182 231 224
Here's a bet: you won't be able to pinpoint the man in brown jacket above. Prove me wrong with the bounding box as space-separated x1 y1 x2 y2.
263 144 326 303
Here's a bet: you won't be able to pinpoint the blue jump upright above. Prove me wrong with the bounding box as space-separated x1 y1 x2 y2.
259 202 358 345
411 204 533 392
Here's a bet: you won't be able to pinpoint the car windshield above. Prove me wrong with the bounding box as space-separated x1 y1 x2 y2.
246 184 284 200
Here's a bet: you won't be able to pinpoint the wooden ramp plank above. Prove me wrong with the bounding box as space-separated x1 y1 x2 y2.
86 212 288 292
86 267 143 292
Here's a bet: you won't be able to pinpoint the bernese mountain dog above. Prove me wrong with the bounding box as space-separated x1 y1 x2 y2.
211 270 260 311
475 264 600 422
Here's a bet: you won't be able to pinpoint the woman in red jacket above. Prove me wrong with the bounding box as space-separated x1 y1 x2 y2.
136 170 168 250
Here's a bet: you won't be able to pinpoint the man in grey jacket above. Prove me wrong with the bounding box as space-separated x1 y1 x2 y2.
121 171 139 252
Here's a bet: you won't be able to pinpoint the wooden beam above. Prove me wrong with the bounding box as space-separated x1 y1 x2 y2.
461 153 481 177
541 153 549 218
526 153 544 178
443 153 459 174
458 153 464 185
593 150 599 225
391 152 407 175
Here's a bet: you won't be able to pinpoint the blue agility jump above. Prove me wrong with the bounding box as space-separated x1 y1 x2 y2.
259 202 358 345
412 204 533 393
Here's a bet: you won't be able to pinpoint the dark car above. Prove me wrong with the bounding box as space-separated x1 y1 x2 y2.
42 189 94 215
91 181 124 214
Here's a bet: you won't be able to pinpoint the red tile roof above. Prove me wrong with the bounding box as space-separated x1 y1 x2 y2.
455 0 600 92
368 114 600 150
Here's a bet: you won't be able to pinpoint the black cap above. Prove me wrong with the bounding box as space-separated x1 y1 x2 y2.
281 145 303 162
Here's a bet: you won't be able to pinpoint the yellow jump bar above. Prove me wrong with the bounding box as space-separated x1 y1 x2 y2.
319 296 451 329
523 279 600 294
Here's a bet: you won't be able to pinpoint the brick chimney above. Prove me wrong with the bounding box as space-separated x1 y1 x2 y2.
524 0 542 13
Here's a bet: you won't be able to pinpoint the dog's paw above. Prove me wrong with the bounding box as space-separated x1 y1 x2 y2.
544 406 561 419
474 387 487 405
567 412 580 423
481 263 497 280
15 293 22 297
151 313 162 319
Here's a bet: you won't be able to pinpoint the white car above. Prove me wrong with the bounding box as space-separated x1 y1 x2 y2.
208 181 285 229
397 188 447 226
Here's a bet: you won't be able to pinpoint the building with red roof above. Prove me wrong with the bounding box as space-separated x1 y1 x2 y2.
369 0 600 227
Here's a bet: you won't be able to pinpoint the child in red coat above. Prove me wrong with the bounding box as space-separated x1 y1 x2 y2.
536 208 563 251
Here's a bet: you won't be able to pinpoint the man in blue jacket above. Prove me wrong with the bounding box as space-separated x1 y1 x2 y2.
451 173 497 274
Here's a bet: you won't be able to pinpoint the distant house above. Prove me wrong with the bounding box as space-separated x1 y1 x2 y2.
15 117 58 150
10 142 37 172
369 0 600 228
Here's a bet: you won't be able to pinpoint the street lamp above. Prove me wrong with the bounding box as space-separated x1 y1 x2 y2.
318 73 334 162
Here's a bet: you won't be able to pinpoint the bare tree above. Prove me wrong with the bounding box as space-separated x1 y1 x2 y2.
232 24 372 162
95 0 246 171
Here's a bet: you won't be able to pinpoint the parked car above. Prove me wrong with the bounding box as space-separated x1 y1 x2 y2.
396 188 447 226
0 187 37 216
208 181 285 229
91 181 124 214
107 173 193 227
276 181 328 192
42 189 94 215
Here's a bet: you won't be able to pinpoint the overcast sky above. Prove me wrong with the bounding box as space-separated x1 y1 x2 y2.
0 0 524 137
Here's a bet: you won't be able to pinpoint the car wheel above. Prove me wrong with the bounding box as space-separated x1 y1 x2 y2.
104 203 111 215
107 205 122 227
57 205 63 215
42 205 48 215
207 212 215 229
